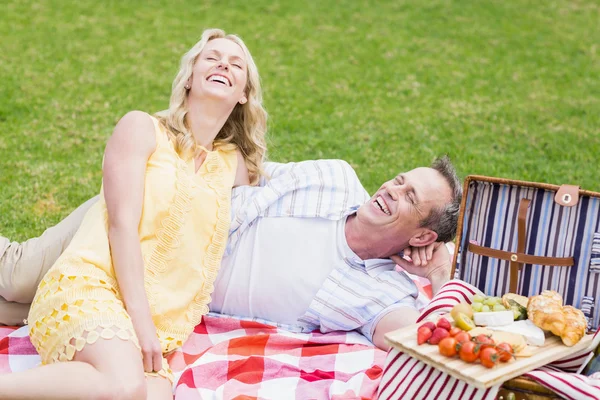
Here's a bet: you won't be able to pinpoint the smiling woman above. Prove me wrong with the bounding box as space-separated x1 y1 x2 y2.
0 28 268 400
155 30 267 185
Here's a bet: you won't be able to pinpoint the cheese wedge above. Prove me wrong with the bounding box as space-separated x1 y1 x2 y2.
515 346 534 357
468 327 528 353
473 311 514 327
489 320 546 346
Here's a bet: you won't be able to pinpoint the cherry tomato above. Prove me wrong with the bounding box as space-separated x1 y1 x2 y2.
480 347 500 368
454 331 471 344
438 337 458 357
458 341 480 363
448 327 462 337
496 343 514 362
474 334 495 350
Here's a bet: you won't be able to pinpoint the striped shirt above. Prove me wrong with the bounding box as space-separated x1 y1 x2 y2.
226 159 369 255
209 160 423 341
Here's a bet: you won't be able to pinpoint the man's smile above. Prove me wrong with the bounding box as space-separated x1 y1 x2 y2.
374 195 391 216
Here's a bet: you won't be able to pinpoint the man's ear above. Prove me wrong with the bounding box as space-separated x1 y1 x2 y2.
408 229 438 247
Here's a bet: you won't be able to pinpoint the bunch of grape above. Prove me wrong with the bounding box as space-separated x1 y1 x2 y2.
471 295 508 313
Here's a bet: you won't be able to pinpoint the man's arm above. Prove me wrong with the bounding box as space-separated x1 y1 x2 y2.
372 243 452 350
372 306 421 350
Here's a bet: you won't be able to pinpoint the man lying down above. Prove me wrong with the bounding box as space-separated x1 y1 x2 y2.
0 157 461 350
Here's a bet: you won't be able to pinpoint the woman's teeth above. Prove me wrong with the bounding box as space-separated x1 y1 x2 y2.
208 75 231 86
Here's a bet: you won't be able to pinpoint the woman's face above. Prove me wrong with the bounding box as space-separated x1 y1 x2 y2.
189 38 248 106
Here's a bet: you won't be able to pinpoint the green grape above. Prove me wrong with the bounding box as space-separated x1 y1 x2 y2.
471 303 483 312
482 305 491 312
473 294 485 303
483 297 497 306
493 304 507 312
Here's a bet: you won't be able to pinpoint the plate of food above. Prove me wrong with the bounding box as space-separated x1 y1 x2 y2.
384 290 594 389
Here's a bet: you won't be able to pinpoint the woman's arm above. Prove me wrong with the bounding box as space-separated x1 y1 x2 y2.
102 111 162 372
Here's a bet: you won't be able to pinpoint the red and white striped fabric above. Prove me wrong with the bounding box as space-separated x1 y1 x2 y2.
378 279 600 400
1 315 385 399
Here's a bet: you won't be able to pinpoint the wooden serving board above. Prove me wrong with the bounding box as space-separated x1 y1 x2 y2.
385 323 594 389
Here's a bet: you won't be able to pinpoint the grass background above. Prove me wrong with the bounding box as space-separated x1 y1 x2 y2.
1 0 599 240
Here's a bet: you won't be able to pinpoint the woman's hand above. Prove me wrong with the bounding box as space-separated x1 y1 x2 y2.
132 316 163 373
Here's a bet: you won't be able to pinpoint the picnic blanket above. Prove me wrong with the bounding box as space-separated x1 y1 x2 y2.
0 316 386 399
4 278 600 399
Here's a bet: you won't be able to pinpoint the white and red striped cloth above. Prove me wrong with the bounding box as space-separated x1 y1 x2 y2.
378 279 600 400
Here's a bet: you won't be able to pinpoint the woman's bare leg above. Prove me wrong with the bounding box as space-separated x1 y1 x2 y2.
146 376 173 400
0 335 145 400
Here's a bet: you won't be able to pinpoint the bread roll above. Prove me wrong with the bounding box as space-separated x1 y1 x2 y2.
528 290 566 337
528 290 587 346
561 306 587 347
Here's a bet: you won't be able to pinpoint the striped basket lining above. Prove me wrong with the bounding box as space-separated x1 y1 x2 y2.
591 232 600 273
456 180 600 331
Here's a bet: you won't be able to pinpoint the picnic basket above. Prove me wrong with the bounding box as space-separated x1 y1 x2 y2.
452 175 600 398
379 175 600 399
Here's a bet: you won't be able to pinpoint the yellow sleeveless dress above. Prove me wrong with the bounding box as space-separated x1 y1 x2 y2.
28 115 237 380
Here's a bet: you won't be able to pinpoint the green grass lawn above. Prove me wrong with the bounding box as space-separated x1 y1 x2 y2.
1 0 599 240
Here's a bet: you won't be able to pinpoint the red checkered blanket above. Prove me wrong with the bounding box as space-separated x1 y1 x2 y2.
6 278 600 399
0 316 385 399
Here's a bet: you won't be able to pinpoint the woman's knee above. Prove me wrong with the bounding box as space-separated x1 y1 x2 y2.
114 378 147 400
90 372 147 400
74 337 148 400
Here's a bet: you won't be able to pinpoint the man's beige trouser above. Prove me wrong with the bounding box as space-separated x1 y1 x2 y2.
0 196 99 325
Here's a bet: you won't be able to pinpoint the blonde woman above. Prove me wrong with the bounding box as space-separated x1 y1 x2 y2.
0 29 267 400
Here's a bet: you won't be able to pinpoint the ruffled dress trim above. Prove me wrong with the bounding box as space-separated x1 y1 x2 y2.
145 131 234 352
143 156 193 313
28 265 139 365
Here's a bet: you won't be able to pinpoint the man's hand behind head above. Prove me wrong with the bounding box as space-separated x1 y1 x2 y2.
391 242 452 296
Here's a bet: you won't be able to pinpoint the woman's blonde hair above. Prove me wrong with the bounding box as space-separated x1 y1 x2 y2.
155 28 267 185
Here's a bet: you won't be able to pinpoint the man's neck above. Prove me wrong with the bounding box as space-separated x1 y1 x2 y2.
344 214 386 260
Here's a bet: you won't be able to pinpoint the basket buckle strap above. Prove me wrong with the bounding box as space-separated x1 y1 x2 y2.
468 198 575 293
512 198 531 292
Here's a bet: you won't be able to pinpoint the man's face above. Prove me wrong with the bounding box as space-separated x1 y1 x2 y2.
355 167 452 254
